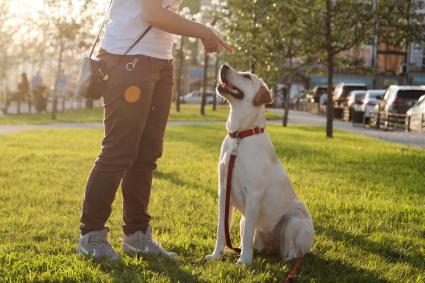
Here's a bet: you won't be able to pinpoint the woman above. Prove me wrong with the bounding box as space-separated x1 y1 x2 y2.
76 0 233 261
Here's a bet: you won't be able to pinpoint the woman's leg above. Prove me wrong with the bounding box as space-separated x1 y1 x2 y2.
80 55 160 235
121 59 174 235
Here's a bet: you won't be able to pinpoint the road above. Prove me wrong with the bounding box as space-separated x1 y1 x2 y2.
270 110 425 150
0 110 424 150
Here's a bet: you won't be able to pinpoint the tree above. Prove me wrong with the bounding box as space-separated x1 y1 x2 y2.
0 0 21 103
43 0 98 118
199 1 227 115
295 0 374 138
223 0 313 127
376 0 425 81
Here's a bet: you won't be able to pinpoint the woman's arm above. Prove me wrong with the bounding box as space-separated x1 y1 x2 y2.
140 0 233 53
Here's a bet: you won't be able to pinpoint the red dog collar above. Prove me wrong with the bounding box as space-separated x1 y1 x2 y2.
229 127 265 139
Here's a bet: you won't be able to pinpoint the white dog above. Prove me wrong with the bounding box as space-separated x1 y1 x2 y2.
205 65 314 265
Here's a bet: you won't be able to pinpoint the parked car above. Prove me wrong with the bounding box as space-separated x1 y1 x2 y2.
333 83 368 107
180 90 216 104
353 89 386 124
345 90 366 121
371 85 425 129
312 85 328 103
406 94 425 132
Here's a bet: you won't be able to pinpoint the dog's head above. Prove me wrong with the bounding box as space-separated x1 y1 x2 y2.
217 64 273 109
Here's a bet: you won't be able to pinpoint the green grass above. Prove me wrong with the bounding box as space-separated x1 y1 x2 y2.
0 104 282 125
0 125 424 282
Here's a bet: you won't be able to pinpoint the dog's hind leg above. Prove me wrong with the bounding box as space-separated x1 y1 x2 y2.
253 230 266 252
279 208 314 261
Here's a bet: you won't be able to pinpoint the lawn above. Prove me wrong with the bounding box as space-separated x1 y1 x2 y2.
0 125 424 282
0 104 282 125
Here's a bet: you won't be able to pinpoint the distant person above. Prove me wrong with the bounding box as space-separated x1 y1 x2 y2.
31 72 43 91
18 73 30 99
76 0 233 261
32 72 47 113
57 70 68 95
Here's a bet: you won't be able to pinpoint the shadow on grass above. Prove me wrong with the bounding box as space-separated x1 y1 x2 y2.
93 255 207 283
316 224 425 272
301 253 387 282
155 170 218 200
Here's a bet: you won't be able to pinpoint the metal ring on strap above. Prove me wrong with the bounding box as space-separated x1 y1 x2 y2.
126 62 135 72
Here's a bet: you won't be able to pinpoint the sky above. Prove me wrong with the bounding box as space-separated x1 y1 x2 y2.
8 0 106 16
9 0 44 15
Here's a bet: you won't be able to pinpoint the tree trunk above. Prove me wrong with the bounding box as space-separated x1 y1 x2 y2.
201 53 209 115
176 37 184 112
52 42 64 120
283 82 291 127
326 0 334 138
283 53 294 127
403 0 412 85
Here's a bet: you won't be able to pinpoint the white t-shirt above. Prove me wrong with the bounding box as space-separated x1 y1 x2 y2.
100 0 181 59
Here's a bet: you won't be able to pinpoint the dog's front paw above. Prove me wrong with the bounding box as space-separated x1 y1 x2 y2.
236 256 252 265
204 252 223 261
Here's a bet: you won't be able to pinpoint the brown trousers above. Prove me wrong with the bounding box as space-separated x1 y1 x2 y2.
80 53 174 235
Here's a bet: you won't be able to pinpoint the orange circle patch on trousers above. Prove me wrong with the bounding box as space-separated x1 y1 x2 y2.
124 86 141 103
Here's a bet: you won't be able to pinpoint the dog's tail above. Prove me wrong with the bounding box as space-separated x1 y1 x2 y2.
278 202 314 260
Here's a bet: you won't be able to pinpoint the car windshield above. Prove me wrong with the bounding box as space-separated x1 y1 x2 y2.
415 95 425 105
342 86 367 97
368 91 385 98
316 87 327 95
397 90 425 101
354 92 366 99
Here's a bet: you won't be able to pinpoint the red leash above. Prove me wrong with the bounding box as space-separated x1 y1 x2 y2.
283 258 303 283
224 127 264 253
224 153 241 253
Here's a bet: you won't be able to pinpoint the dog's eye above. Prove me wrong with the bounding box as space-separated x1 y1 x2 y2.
243 74 252 80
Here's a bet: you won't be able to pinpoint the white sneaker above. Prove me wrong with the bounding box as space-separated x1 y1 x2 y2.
121 225 177 259
76 228 120 261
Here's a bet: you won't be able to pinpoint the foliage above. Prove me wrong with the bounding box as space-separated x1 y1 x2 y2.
0 104 282 125
0 125 424 282
377 0 425 48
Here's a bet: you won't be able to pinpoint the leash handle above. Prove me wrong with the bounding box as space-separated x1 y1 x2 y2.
283 258 303 283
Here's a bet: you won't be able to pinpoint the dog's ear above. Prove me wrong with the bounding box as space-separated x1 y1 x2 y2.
253 85 273 106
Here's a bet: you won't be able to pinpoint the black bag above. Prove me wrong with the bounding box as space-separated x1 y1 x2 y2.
76 0 154 100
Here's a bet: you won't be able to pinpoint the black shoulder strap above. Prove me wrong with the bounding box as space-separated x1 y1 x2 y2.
122 4 171 56
122 26 153 56
89 0 113 58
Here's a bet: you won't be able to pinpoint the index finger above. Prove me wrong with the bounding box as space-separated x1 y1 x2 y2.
219 39 235 53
